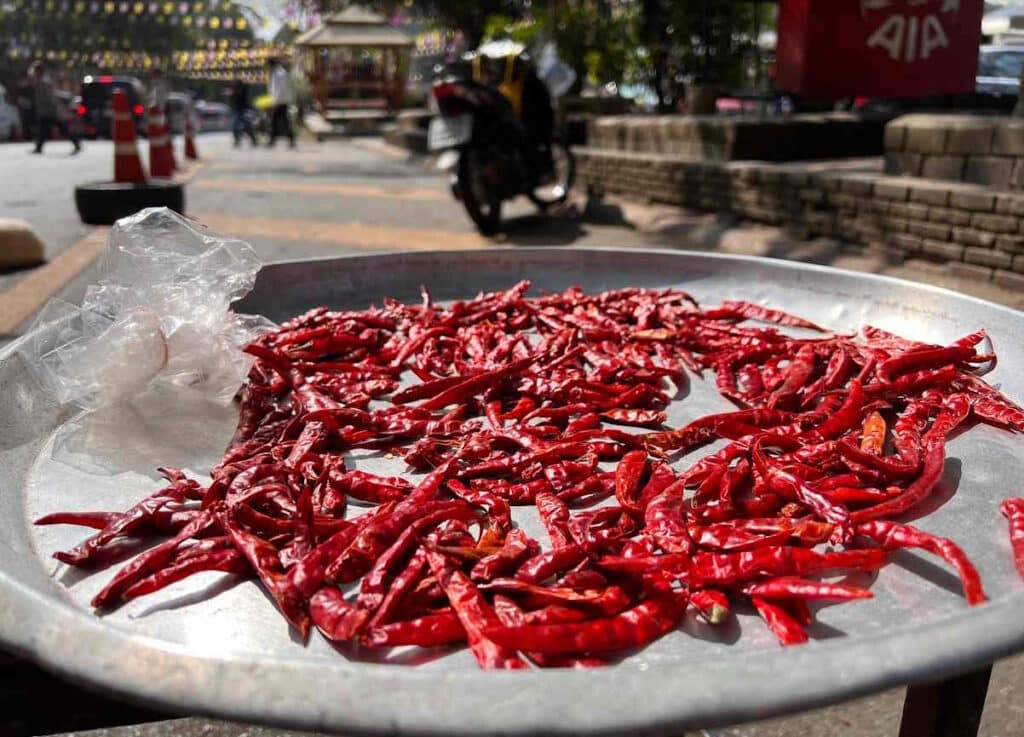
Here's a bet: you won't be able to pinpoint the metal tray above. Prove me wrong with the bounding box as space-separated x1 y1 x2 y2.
2 248 1024 736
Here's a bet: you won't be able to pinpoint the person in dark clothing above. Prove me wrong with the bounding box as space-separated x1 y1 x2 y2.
518 64 554 179
266 58 295 148
231 79 258 146
30 61 80 155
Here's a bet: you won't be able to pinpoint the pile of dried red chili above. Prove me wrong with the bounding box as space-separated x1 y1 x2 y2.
38 281 1024 666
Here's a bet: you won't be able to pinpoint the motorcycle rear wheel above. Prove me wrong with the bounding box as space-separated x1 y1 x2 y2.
459 148 502 236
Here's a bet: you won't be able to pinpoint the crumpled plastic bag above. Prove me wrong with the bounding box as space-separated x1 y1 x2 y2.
537 42 577 99
19 207 274 410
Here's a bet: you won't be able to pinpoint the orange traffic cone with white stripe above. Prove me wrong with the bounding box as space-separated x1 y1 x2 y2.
184 110 199 160
148 104 174 177
112 89 147 182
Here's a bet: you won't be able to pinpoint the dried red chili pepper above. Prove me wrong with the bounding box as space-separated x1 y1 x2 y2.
744 576 872 602
425 551 528 670
1000 498 1024 579
690 589 730 624
42 281 1022 669
751 596 808 646
485 593 688 654
855 520 986 605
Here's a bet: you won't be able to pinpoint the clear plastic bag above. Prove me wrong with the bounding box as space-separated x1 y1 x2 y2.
537 42 577 99
19 207 274 410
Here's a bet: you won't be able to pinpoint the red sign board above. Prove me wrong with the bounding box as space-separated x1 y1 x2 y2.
776 0 985 97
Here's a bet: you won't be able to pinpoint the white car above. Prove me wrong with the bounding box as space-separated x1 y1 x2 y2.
0 83 22 141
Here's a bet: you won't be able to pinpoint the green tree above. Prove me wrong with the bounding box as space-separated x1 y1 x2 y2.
637 0 769 111
482 1 642 94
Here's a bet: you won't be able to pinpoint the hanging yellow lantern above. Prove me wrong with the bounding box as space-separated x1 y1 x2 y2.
133 1 142 12
236 16 246 30
182 14 192 25
104 0 113 12
209 15 219 29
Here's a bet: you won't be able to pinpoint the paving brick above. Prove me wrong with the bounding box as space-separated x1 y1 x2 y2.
992 120 1024 156
884 152 923 176
888 202 930 220
840 176 877 196
908 220 952 240
879 216 910 233
949 262 995 281
874 179 910 200
1012 159 1024 189
884 122 907 152
970 212 1019 233
995 192 1024 217
949 188 996 212
887 232 923 253
927 207 972 226
965 246 1013 269
904 121 949 154
810 173 843 192
963 156 1014 189
870 199 896 215
921 239 965 261
1015 253 1024 274
995 268 1024 289
909 180 952 206
995 234 1024 254
952 227 998 247
945 121 994 155
921 155 966 181
829 192 858 210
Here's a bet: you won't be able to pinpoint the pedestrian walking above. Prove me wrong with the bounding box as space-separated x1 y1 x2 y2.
267 58 296 148
30 62 80 155
148 67 169 109
231 78 258 146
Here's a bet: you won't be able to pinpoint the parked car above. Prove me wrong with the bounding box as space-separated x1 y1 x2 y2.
851 45 1024 115
78 75 147 138
0 83 22 140
195 101 231 132
975 44 1024 107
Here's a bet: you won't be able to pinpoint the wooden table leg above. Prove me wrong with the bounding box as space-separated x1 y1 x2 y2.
898 665 993 737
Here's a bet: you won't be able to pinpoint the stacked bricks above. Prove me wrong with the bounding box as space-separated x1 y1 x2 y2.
576 148 1024 289
585 113 884 162
886 114 1024 191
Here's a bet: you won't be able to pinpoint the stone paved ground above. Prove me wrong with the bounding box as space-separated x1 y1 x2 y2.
2 135 1023 737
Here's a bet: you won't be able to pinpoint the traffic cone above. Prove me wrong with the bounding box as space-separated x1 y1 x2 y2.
148 104 174 177
112 89 146 183
184 111 199 160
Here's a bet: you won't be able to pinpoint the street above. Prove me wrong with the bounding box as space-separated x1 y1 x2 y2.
5 130 1024 340
3 131 1024 737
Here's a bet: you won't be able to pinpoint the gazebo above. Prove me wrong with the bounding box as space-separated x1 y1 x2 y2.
294 5 414 114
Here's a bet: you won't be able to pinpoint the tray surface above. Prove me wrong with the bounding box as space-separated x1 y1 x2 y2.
2 247 1024 736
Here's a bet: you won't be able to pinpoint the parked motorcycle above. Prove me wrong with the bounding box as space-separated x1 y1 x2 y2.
427 49 575 236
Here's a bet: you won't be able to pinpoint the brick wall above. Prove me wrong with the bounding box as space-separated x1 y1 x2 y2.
576 147 1024 289
587 114 884 161
885 114 1024 190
